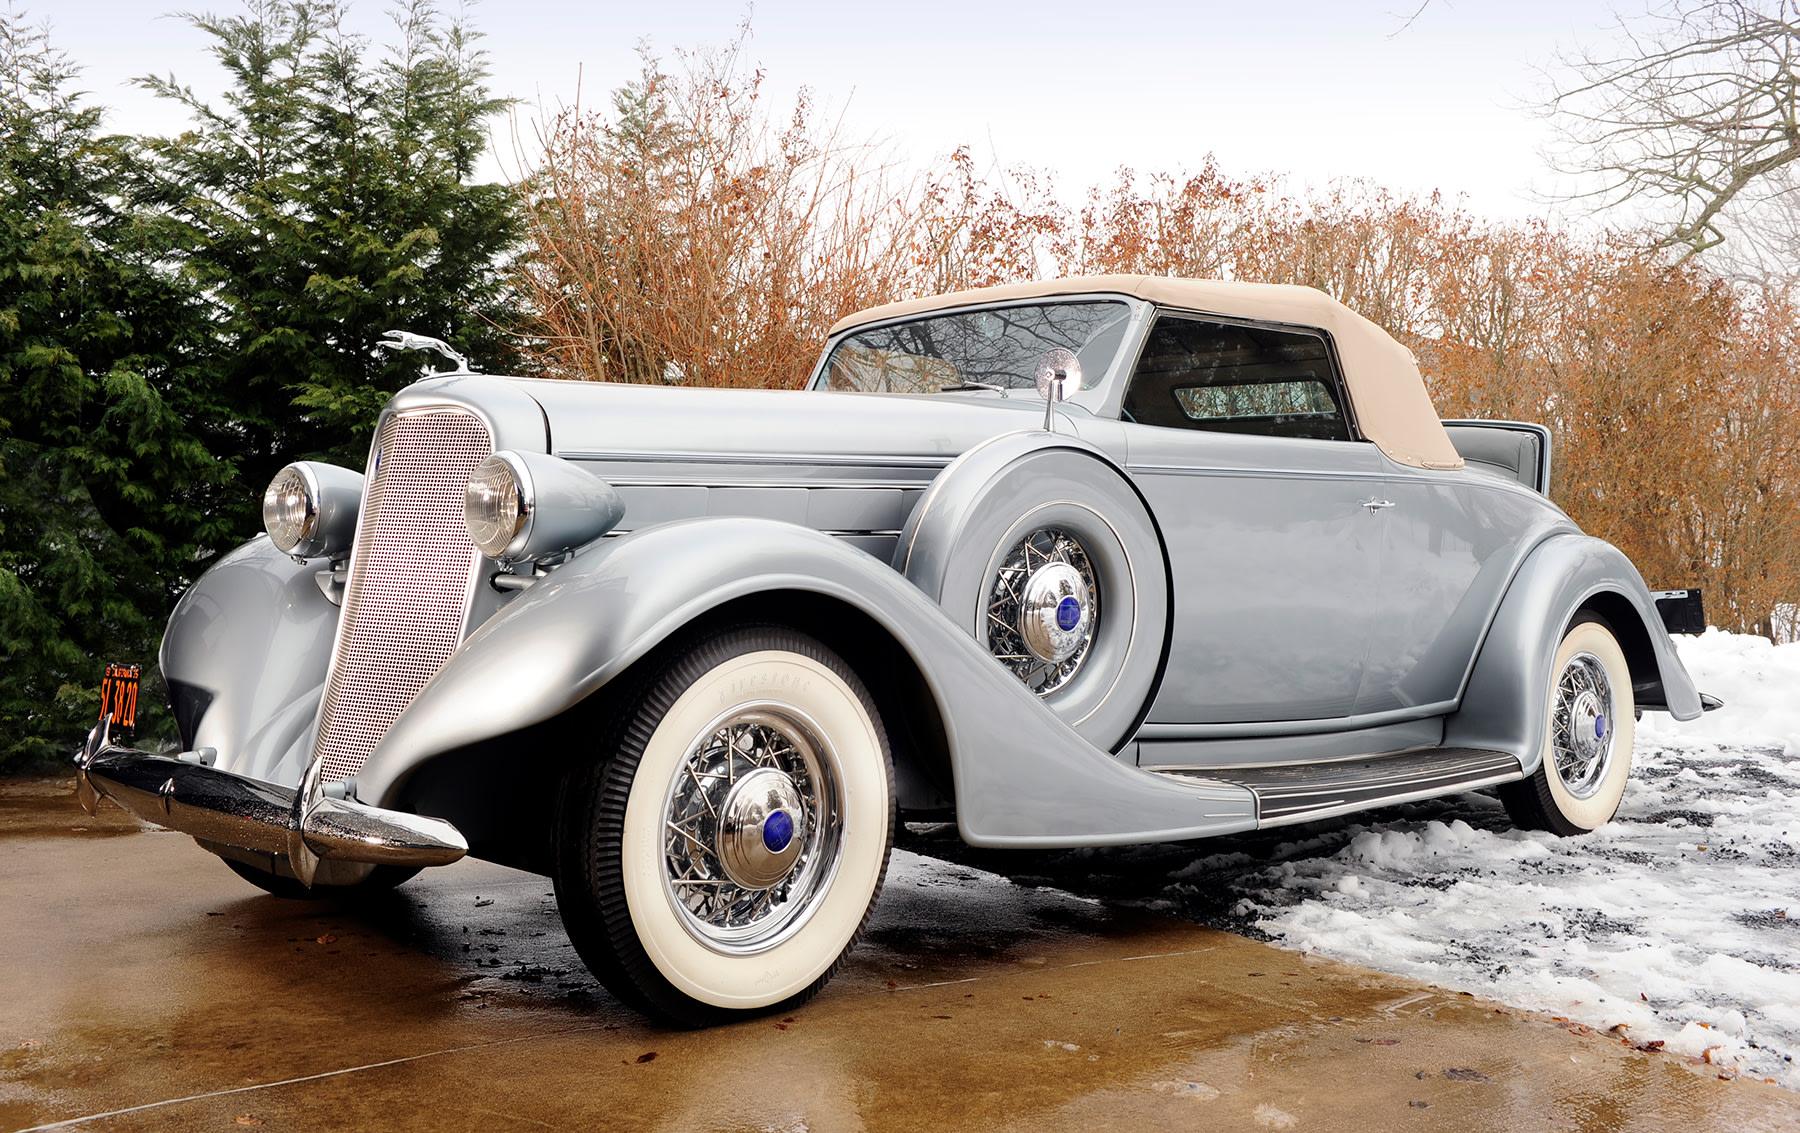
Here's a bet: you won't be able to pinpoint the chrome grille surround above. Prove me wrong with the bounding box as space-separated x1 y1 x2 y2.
310 409 494 784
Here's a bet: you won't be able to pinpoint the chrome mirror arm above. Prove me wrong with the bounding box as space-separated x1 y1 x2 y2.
1032 347 1077 433
1042 370 1065 433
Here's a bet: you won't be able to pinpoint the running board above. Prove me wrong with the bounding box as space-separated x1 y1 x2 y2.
1150 748 1522 828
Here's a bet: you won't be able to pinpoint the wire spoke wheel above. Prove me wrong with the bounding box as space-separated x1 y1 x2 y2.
661 710 841 953
1499 614 1635 836
900 442 1166 749
1549 652 1616 800
985 527 1098 697
553 625 893 1027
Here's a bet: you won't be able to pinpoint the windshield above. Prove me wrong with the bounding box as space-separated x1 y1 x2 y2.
816 301 1133 394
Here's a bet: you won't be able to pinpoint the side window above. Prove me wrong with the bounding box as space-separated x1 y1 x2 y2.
1122 316 1353 441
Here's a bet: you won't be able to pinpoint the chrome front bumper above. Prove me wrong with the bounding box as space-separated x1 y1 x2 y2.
74 720 467 882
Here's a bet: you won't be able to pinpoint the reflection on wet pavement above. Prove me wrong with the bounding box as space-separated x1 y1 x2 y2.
3 778 1795 1132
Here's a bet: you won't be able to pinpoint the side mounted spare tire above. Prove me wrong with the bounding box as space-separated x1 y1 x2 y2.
895 435 1169 752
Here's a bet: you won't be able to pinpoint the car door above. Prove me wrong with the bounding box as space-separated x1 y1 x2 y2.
1119 313 1387 724
1357 467 1561 716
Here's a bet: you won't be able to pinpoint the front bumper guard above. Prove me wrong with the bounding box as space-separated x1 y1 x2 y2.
74 718 467 884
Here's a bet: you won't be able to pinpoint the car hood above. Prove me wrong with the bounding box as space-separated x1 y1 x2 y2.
511 378 1077 465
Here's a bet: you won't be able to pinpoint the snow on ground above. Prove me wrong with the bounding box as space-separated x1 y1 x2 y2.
901 629 1800 1087
1237 630 1800 1086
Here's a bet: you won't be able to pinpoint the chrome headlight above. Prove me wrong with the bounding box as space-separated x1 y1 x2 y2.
262 462 364 559
465 451 624 563
465 455 528 559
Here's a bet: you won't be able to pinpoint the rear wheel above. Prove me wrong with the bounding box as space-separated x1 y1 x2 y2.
1500 614 1635 835
553 625 894 1027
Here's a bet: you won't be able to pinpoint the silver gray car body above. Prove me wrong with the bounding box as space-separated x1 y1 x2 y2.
79 276 1704 888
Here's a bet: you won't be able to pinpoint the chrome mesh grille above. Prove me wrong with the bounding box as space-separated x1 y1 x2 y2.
311 410 493 783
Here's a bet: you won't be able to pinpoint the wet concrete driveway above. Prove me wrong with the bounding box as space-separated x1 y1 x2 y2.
3 777 1796 1132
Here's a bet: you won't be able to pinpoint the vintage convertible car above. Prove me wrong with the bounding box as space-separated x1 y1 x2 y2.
75 276 1712 1026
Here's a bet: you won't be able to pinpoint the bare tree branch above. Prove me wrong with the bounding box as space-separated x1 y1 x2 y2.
1388 1 1435 39
1543 0 1800 264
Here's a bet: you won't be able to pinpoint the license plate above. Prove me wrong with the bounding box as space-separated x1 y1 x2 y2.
99 664 140 730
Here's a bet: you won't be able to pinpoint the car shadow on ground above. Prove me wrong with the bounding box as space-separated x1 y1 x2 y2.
893 788 1516 934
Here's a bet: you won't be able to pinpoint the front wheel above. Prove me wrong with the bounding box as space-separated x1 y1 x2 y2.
221 857 419 899
553 625 895 1027
1499 614 1635 835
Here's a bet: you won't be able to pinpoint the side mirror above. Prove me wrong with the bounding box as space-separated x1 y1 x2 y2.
1034 348 1079 432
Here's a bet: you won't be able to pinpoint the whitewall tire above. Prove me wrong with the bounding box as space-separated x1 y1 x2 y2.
1500 615 1635 835
554 625 894 1026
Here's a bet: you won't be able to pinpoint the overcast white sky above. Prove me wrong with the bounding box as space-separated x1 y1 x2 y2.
43 0 1635 221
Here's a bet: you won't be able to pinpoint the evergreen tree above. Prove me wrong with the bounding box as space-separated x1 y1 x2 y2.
0 0 520 769
0 6 231 765
133 0 520 479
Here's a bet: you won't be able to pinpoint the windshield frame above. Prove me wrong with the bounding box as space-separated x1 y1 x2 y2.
806 293 1152 414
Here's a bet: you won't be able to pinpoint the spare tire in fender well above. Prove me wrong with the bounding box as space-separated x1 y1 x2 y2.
895 431 1172 753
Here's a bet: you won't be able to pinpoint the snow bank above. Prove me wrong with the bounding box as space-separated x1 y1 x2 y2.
1638 627 1800 756
1232 630 1800 1087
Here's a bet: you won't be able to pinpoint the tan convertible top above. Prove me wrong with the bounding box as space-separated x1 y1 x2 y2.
831 275 1464 471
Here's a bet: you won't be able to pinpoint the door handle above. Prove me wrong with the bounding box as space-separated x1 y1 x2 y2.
1358 498 1396 513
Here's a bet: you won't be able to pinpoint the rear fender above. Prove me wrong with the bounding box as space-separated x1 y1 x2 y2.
359 516 1255 847
1444 533 1702 770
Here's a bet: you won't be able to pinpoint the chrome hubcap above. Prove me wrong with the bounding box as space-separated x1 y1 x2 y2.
987 528 1098 696
661 710 839 953
716 767 806 889
1551 652 1615 799
1020 561 1093 663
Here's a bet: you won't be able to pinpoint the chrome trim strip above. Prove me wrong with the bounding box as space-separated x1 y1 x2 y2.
557 450 953 469
1126 464 1391 483
1246 768 1520 829
599 476 937 491
607 527 903 538
597 527 901 540
1134 701 1460 740
1142 744 1442 773
1150 747 1521 827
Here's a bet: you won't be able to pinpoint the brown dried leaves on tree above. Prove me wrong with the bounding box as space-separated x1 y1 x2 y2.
509 56 1800 636
1074 171 1800 636
508 37 1052 390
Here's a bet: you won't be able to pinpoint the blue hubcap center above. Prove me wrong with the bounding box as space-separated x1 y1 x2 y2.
1055 595 1082 632
1595 715 1606 739
762 810 794 853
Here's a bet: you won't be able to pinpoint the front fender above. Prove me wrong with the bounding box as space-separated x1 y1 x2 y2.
357 516 1255 847
160 535 337 786
1444 533 1703 769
